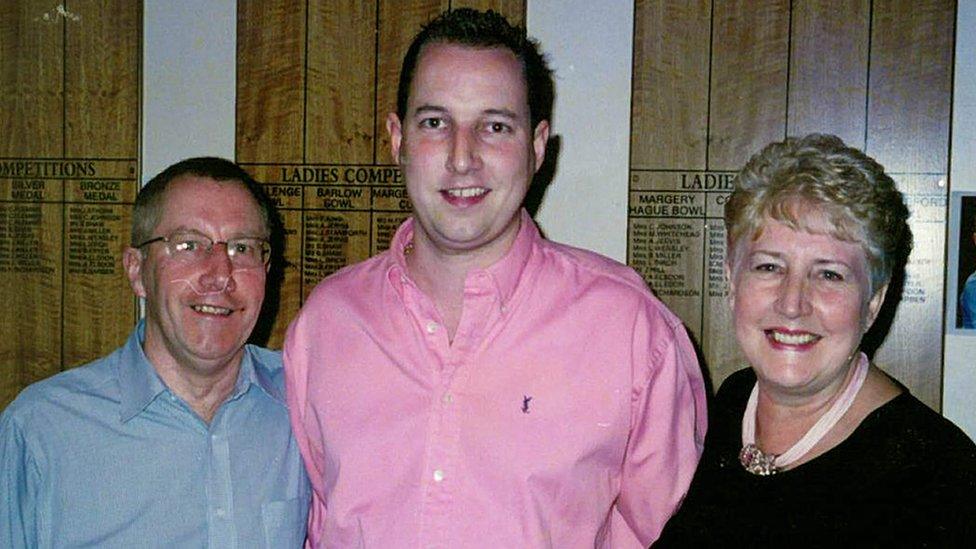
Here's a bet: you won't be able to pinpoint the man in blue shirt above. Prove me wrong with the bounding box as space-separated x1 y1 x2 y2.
1 158 309 547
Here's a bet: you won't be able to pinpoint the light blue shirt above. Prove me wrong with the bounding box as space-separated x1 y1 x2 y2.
1 321 310 548
962 271 976 329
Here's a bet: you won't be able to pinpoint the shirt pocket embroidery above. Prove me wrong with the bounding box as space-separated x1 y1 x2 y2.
262 497 308 548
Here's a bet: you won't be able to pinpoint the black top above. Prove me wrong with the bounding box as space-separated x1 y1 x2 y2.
657 368 976 547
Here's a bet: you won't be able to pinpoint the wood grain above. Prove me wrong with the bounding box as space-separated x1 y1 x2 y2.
237 0 307 163
307 0 377 163
64 1 139 157
630 0 711 170
788 0 870 147
867 0 954 173
0 0 64 156
708 0 790 170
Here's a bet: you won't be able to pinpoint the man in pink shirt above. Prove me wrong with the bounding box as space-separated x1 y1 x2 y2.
285 8 707 547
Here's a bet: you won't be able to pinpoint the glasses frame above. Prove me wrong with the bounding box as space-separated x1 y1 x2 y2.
136 230 271 268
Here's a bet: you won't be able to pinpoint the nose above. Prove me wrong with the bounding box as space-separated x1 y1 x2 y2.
196 242 236 293
774 272 811 318
446 127 482 174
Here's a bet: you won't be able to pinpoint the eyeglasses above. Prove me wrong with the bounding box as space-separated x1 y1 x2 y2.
137 230 271 268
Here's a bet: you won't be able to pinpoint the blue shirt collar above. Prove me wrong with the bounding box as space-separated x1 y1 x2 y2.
116 320 283 422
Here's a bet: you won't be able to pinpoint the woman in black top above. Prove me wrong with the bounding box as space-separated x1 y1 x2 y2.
657 134 976 547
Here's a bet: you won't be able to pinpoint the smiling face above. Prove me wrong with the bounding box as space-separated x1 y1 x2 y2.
727 217 887 401
386 42 549 263
123 175 268 377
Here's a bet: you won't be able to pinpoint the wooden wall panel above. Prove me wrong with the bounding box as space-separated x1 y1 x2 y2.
867 0 953 173
630 0 710 170
237 0 307 163
307 0 376 164
788 0 870 146
628 0 955 410
64 1 139 157
708 0 790 170
0 0 63 156
1 2 140 409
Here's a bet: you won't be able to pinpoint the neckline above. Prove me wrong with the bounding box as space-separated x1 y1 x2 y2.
739 353 870 475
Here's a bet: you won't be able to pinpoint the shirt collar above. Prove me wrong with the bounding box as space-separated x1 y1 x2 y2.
117 321 283 422
483 208 536 305
386 209 538 306
117 320 168 422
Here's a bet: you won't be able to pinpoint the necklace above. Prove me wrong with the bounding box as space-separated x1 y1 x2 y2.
739 352 869 475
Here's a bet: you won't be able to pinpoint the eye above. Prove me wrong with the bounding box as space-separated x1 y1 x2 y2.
485 121 512 134
820 269 845 282
172 236 205 253
753 262 779 273
418 117 445 130
230 239 261 257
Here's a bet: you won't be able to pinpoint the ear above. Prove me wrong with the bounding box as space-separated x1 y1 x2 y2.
386 112 404 164
123 247 147 298
864 283 889 330
532 120 550 171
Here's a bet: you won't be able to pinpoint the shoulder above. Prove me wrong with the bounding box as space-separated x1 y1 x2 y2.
532 239 683 326
246 345 286 394
301 251 393 310
2 351 120 451
535 238 649 291
848 391 976 539
247 344 283 370
848 390 976 504
872 393 976 459
4 352 118 422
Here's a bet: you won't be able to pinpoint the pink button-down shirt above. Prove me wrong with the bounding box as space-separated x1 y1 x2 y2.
285 211 707 548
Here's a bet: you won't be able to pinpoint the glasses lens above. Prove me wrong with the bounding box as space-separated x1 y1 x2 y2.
161 232 268 268
168 233 210 261
226 238 270 268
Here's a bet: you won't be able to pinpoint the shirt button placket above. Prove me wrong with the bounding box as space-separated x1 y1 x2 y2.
208 430 237 546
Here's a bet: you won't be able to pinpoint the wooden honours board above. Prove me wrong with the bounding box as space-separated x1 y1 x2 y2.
628 0 954 409
237 0 525 348
0 1 141 408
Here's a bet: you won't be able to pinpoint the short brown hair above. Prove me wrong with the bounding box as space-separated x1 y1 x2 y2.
396 8 554 129
132 157 273 246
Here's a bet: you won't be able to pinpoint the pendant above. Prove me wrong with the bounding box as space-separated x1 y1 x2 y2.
739 443 779 476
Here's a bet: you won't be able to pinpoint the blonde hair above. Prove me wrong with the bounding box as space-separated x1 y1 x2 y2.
725 134 911 292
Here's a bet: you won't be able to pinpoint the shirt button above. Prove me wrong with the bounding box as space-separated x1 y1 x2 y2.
441 392 453 405
425 321 438 334
215 508 226 518
433 469 445 482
